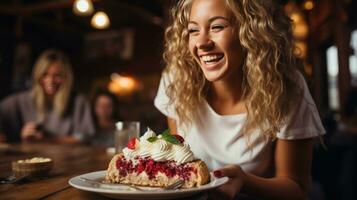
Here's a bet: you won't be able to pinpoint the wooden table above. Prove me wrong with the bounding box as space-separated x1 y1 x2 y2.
0 143 208 200
0 143 120 200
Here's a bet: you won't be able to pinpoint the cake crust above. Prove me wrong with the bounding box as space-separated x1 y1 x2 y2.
106 153 210 188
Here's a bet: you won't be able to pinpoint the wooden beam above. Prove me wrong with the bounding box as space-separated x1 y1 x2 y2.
27 15 85 36
0 0 101 15
106 1 164 27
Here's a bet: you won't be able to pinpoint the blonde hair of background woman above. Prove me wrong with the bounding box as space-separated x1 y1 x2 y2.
163 0 302 142
31 49 74 122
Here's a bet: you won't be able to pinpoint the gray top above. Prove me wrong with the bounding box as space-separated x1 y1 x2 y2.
0 90 95 143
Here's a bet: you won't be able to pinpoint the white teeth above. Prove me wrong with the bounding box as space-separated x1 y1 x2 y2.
201 54 223 62
46 85 56 90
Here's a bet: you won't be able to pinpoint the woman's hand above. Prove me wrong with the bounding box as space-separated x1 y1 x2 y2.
21 122 43 142
55 135 79 144
209 164 246 200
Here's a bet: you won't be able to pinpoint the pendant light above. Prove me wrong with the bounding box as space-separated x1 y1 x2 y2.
91 11 110 29
73 0 94 16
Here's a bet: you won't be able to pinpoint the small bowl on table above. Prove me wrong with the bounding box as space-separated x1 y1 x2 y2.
12 157 53 179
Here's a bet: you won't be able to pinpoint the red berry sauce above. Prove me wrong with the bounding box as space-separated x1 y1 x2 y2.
116 156 196 180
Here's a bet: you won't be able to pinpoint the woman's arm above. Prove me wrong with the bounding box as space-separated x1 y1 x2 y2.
243 138 312 200
0 133 7 143
54 135 80 144
20 122 44 142
167 117 178 135
216 138 313 200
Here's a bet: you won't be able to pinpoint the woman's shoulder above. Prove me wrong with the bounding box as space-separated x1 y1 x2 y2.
277 70 325 139
69 91 87 100
71 92 91 106
161 69 178 83
289 70 306 88
290 70 316 104
0 90 32 106
73 93 88 100
287 70 312 104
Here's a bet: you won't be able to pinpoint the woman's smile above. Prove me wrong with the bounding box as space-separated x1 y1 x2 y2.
200 53 225 70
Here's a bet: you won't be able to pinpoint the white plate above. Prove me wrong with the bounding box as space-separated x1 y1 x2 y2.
69 170 228 200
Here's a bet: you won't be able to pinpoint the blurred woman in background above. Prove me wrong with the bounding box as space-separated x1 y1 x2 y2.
0 49 94 143
90 89 120 147
0 123 5 143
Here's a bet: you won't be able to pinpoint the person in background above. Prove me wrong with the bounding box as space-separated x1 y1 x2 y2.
0 49 94 143
90 89 120 147
154 0 325 199
0 122 5 143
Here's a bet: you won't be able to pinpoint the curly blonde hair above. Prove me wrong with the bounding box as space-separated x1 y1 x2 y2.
31 49 73 121
163 0 302 141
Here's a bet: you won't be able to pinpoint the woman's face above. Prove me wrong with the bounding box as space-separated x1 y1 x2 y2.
95 95 114 120
188 0 244 82
40 62 65 97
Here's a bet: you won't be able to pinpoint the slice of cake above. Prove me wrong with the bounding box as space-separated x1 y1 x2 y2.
106 128 210 188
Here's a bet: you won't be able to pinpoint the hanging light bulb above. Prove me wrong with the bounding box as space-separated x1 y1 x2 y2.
109 73 138 96
303 0 314 10
91 11 110 29
73 0 94 16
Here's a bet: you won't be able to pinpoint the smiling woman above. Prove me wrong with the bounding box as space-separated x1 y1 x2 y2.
187 1 244 83
0 49 95 144
154 0 325 199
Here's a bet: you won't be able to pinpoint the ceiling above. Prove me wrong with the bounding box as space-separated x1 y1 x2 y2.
0 0 169 37
0 0 355 37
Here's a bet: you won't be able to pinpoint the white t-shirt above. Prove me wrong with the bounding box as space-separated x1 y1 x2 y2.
154 71 325 176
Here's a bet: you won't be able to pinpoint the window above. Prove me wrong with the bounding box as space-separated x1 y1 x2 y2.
349 30 357 86
326 46 339 110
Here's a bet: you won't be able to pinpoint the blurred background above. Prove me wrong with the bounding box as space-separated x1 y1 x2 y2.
0 0 356 199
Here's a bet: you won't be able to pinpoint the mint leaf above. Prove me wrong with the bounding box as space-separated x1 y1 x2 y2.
147 136 158 143
161 129 171 135
161 131 181 144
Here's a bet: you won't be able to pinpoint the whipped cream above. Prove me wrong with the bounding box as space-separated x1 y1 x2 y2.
122 128 195 164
